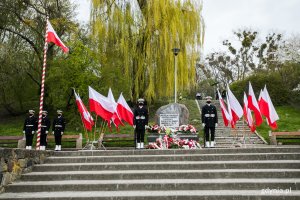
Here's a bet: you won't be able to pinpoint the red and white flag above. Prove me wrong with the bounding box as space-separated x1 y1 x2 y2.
258 86 279 129
258 89 269 118
74 90 94 131
243 92 255 132
247 82 263 126
227 85 243 128
217 89 231 127
117 93 134 126
89 86 114 121
107 88 124 129
47 20 69 53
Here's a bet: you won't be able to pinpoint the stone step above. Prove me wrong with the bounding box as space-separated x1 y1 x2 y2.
32 160 300 172
1 190 299 200
45 153 300 163
214 144 270 148
6 179 300 193
51 147 300 157
20 169 300 181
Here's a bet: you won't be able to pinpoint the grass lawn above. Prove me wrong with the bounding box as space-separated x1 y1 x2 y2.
256 106 300 144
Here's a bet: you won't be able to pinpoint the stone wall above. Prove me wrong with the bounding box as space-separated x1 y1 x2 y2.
0 148 53 193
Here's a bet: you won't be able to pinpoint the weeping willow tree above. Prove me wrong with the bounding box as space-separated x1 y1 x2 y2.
90 0 204 103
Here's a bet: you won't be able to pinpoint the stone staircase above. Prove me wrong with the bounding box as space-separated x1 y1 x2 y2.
0 147 300 199
197 100 266 148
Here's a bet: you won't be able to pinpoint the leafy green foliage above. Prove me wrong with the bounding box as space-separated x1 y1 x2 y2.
90 0 205 103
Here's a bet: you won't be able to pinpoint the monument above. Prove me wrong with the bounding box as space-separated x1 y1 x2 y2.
147 103 198 143
155 103 189 126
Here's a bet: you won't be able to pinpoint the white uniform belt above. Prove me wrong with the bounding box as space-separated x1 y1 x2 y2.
204 114 215 117
55 125 62 127
41 125 47 128
26 125 34 127
135 116 145 119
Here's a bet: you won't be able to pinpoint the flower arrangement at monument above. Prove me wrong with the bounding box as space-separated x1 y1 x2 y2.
146 124 200 149
147 124 197 134
147 134 201 149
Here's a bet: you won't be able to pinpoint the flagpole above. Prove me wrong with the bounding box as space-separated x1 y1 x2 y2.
36 16 49 150
94 115 98 142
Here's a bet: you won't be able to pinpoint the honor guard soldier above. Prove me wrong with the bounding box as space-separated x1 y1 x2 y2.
52 110 66 151
133 98 149 149
40 111 51 150
23 110 38 150
201 96 218 148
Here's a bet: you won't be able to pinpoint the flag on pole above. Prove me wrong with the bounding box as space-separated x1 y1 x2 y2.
107 88 124 129
258 89 269 118
247 82 263 126
227 85 243 128
117 93 134 126
74 90 94 131
258 85 279 129
47 20 69 53
243 92 255 132
217 89 231 127
89 86 114 121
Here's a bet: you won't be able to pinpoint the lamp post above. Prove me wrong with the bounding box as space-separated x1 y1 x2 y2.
172 48 180 103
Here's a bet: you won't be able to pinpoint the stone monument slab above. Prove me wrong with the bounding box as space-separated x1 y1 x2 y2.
155 103 189 127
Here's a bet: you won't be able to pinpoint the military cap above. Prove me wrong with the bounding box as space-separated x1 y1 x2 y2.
205 96 212 100
138 98 145 103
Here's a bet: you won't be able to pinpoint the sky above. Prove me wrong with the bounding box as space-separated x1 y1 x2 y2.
73 0 300 55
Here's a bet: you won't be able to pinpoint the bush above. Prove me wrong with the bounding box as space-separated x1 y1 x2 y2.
230 72 289 105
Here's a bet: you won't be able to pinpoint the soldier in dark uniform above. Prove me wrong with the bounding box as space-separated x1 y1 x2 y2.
52 110 66 151
201 96 218 148
23 110 38 150
133 98 148 149
40 110 51 150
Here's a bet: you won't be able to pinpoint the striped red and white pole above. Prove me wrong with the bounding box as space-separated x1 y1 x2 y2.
36 16 49 150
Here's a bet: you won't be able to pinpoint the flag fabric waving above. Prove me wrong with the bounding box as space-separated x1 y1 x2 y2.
258 89 269 118
107 88 124 129
117 93 134 126
243 92 255 132
74 90 94 131
247 82 263 126
259 86 279 130
47 20 69 53
217 89 231 127
227 85 243 128
89 86 114 121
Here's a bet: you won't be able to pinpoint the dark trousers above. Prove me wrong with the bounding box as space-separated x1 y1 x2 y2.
204 126 215 141
25 133 34 146
136 129 145 143
54 132 62 145
40 133 47 146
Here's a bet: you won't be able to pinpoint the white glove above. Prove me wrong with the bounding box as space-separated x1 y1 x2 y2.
61 132 64 135
32 131 35 134
52 131 54 135
202 123 205 127
133 125 136 129
23 131 25 134
46 131 48 134
145 125 149 129
215 123 218 127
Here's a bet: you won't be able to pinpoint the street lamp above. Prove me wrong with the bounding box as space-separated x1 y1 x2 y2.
172 48 180 103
